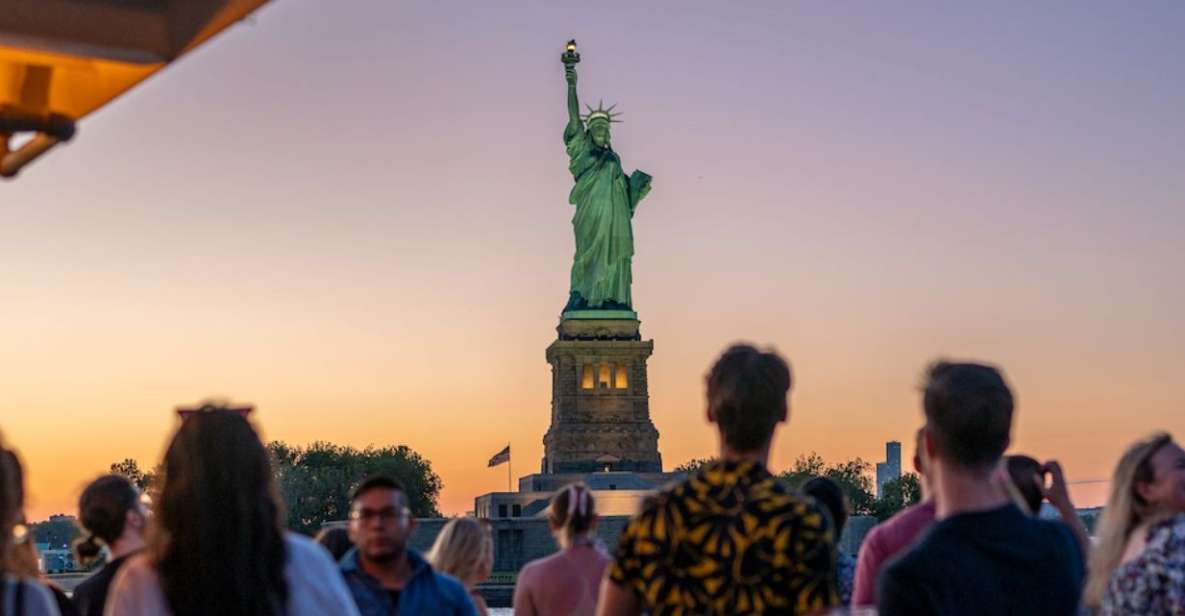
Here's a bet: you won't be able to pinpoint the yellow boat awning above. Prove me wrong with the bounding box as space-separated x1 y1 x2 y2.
0 0 269 177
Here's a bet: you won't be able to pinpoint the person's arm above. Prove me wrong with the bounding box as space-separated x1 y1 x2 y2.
512 564 537 616
595 577 643 616
1042 460 1091 562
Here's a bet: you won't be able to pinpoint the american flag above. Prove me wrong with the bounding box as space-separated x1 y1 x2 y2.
487 445 510 467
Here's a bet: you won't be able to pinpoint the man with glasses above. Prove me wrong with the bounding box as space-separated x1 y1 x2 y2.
340 475 477 615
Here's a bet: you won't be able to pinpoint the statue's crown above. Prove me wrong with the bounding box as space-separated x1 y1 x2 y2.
582 100 622 125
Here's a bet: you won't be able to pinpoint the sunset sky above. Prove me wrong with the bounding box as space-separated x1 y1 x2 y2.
3 1 1184 521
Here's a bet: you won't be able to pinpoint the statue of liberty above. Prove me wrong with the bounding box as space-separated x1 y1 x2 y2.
560 41 652 313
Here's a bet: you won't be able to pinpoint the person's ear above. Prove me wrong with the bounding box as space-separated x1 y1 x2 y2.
923 427 937 460
1135 479 1157 505
706 405 716 425
779 401 789 424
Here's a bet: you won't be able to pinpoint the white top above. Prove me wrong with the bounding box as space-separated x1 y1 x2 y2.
105 533 359 616
1 576 59 616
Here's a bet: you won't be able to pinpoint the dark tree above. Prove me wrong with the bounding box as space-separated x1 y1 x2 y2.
778 452 876 516
873 472 923 521
672 457 716 474
109 441 443 536
269 441 443 535
109 458 157 491
777 452 827 491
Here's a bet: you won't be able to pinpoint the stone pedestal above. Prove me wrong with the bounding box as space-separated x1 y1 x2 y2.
541 315 661 474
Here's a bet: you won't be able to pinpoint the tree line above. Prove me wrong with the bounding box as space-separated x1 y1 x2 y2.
108 440 443 536
673 452 922 521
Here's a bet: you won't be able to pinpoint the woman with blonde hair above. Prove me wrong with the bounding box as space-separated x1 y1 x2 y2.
513 483 607 616
427 518 493 616
1084 432 1185 613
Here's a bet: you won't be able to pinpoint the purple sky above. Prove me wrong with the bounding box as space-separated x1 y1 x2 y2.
3 1 1184 517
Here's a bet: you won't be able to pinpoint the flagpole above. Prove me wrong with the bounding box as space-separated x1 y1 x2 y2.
507 442 512 492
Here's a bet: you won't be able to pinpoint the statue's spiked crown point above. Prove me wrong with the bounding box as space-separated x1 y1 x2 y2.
582 100 622 125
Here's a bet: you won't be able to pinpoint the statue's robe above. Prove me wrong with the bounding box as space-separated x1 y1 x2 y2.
564 120 651 308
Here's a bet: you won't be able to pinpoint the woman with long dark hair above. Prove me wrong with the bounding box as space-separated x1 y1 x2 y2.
0 440 61 615
70 475 146 616
105 409 358 616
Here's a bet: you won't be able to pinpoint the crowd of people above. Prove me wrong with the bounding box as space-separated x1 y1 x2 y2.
0 343 1182 615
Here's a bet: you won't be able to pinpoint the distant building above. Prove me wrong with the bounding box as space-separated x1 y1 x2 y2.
875 441 902 499
35 543 75 574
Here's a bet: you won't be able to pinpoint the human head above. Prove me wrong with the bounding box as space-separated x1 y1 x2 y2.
427 517 493 587
548 482 597 548
706 344 792 454
75 474 145 567
921 361 1013 474
1085 433 1184 607
801 477 847 536
0 443 24 574
314 526 354 562
348 475 415 565
0 440 25 575
154 410 288 614
588 118 611 147
1002 455 1044 516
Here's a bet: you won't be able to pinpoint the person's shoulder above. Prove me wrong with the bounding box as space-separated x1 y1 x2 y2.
2 576 59 614
760 482 832 529
285 531 333 561
431 569 473 605
881 523 946 579
72 569 101 597
111 553 158 586
1029 516 1080 554
518 551 558 579
622 480 681 528
868 501 936 546
284 532 348 582
1149 512 1185 544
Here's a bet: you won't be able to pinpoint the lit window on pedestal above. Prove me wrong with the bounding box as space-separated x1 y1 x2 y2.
598 363 611 388
615 363 629 389
581 365 594 389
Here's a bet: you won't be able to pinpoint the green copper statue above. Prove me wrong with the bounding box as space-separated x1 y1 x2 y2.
561 41 652 313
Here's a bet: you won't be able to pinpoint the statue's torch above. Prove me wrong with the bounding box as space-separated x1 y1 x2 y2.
562 39 581 65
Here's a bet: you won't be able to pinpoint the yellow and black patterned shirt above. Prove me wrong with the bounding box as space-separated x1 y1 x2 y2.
608 459 839 615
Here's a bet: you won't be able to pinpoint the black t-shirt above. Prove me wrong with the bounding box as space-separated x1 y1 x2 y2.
71 555 133 616
878 504 1084 616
